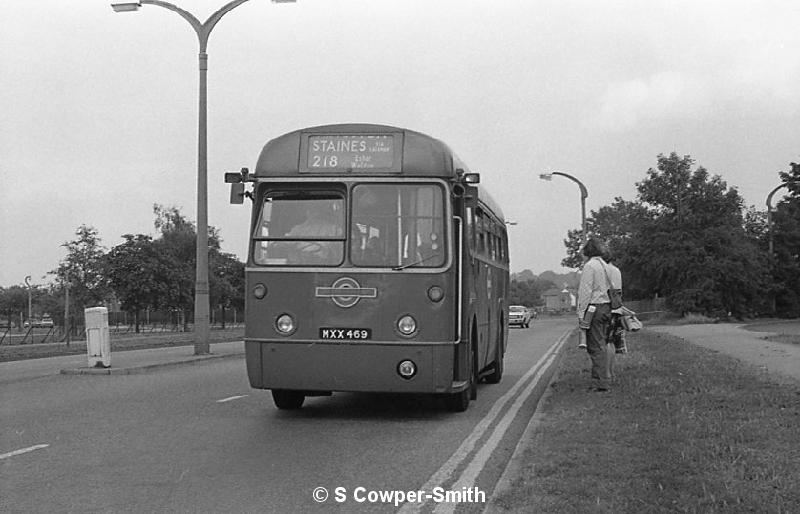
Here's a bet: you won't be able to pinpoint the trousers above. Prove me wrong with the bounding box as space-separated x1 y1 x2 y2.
585 303 613 387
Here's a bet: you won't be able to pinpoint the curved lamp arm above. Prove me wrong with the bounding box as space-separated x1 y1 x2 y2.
539 171 589 244
139 0 250 49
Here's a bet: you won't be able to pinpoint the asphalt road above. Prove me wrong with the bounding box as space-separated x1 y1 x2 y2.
1 318 572 513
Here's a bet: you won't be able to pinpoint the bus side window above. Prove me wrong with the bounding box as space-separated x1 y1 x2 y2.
465 207 475 251
476 211 486 256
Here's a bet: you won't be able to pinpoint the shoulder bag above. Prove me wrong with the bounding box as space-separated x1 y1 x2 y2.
601 261 623 310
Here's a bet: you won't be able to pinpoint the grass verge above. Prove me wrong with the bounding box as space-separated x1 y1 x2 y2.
492 329 800 513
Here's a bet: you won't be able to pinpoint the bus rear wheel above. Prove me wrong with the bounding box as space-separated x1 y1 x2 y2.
272 389 305 410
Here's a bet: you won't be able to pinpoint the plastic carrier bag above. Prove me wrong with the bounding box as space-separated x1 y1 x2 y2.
618 306 643 332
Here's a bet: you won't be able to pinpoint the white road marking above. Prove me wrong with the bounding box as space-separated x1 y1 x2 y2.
0 444 50 460
433 336 566 514
399 329 571 513
216 395 248 403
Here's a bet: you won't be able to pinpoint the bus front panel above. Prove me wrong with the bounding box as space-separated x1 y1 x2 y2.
244 269 459 393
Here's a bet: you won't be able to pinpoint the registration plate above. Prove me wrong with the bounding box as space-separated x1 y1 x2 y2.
319 328 372 340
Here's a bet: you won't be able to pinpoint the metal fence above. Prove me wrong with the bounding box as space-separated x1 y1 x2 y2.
624 297 667 319
0 307 242 345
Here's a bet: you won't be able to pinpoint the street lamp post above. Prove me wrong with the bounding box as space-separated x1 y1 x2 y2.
539 171 589 247
111 0 293 354
766 179 799 314
24 275 32 325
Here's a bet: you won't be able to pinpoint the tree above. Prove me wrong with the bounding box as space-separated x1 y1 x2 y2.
105 234 172 332
561 153 771 317
152 205 198 329
50 225 109 314
103 207 246 330
743 205 768 244
151 204 235 329
210 251 245 328
632 153 768 317
561 229 584 270
0 286 28 329
770 162 800 316
562 198 653 300
509 277 555 307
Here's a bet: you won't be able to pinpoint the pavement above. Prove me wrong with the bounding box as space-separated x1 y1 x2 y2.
648 322 800 384
483 322 800 512
0 340 244 384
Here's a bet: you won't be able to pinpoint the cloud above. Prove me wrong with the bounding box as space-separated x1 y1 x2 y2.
593 72 708 129
590 4 800 131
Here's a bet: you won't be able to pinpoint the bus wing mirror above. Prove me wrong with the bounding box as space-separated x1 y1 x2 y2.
453 183 479 208
225 172 242 183
463 184 479 208
454 184 479 208
229 182 245 204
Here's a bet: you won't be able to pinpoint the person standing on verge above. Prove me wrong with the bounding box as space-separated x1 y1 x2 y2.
576 237 614 391
604 250 627 354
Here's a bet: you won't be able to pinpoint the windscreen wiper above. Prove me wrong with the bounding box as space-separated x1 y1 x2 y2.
392 254 439 271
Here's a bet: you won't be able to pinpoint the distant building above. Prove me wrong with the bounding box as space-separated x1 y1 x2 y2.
542 285 576 313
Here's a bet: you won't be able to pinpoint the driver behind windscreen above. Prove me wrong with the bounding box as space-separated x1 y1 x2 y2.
287 203 342 263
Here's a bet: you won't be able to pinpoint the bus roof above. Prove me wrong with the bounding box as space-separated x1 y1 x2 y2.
253 123 504 221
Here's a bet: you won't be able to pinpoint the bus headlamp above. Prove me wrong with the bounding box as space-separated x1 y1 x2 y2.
276 314 295 334
397 315 417 336
253 283 267 299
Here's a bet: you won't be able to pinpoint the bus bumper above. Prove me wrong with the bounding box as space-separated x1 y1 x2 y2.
245 340 460 394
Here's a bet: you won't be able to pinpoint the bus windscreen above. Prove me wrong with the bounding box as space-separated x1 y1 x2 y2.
351 184 445 268
254 193 345 266
252 184 445 269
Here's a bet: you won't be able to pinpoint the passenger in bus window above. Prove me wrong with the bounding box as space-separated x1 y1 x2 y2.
287 203 342 264
418 232 442 262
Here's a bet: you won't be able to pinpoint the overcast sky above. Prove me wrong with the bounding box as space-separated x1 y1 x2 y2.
2 0 798 287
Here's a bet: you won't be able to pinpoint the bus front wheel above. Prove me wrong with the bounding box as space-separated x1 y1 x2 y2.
446 386 470 412
272 389 305 410
485 343 504 384
447 346 477 412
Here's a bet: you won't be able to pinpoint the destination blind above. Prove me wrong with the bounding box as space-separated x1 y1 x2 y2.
306 134 395 170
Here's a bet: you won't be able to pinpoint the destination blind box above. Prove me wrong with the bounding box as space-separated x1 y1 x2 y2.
299 132 404 173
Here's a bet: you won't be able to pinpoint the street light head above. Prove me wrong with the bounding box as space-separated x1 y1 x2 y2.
539 173 553 181
111 2 141 12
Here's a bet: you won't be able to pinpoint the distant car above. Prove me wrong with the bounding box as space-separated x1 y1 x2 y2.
24 317 54 328
508 305 532 328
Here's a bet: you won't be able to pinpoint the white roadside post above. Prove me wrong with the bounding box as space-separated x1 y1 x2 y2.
85 307 111 368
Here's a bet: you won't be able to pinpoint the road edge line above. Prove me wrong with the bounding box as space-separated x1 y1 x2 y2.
481 328 573 513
